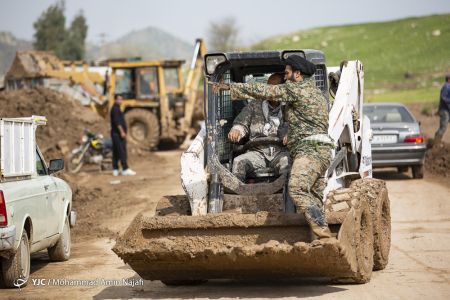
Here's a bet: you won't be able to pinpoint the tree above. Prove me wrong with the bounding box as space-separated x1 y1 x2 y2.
62 12 88 60
33 1 88 60
208 17 240 52
33 1 66 56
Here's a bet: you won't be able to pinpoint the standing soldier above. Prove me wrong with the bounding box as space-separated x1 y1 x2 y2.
433 74 450 145
213 55 333 239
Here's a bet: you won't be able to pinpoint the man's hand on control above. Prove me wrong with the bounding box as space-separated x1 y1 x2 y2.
228 128 242 143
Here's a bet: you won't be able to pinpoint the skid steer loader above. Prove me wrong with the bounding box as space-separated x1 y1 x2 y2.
113 49 391 284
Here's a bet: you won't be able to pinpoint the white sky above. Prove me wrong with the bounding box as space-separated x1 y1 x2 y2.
1 0 449 45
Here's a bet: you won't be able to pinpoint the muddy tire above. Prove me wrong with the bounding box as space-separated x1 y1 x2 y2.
47 217 71 262
352 199 375 283
156 195 208 286
125 109 160 150
349 178 391 271
1 230 30 288
372 187 391 270
412 164 424 179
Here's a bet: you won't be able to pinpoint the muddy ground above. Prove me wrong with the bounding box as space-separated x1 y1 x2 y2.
1 148 449 300
1 91 449 298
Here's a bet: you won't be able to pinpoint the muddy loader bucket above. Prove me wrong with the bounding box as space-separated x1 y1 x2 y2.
113 193 376 283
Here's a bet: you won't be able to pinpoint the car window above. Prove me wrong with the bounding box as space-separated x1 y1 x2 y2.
363 106 415 123
36 150 47 176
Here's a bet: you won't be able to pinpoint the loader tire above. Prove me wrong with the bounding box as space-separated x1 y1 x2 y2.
125 109 160 150
372 187 391 270
156 195 208 286
350 179 391 271
355 199 374 283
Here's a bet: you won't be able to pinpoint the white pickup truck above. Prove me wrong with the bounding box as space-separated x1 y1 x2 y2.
0 116 75 288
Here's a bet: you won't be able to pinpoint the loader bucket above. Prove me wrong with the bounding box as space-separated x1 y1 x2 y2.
113 195 374 283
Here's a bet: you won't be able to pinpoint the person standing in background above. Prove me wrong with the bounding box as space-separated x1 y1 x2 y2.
111 94 136 176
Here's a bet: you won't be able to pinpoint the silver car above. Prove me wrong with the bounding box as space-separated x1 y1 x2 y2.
363 103 426 178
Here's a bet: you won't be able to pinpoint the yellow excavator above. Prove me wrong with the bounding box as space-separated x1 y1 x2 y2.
105 39 206 149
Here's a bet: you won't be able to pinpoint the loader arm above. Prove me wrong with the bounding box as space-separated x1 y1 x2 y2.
181 39 206 133
325 60 372 194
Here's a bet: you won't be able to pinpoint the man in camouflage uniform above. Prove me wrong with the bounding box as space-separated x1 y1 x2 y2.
229 73 290 182
214 55 333 239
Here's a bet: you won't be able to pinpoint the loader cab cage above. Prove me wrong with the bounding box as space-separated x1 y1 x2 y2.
205 50 328 165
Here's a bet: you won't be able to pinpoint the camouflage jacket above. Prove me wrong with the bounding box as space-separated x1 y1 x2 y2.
232 100 288 160
230 78 330 157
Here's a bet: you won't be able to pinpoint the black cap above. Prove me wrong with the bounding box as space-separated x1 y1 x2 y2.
285 55 316 76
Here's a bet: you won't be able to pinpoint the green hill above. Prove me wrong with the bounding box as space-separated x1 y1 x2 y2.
253 14 450 103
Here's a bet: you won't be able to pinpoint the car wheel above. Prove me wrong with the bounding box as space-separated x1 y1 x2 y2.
1 230 30 288
412 165 424 179
47 217 71 262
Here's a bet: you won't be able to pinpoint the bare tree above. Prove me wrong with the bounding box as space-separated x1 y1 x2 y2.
208 17 239 52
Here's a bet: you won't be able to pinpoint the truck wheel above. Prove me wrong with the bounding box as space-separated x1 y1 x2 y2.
125 109 160 150
412 165 424 179
372 187 391 270
47 217 71 262
1 230 30 288
353 199 375 283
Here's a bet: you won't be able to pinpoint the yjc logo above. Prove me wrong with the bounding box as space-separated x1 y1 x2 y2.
13 276 27 289
32 278 46 286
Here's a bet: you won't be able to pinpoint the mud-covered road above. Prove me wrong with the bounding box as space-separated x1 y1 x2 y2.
2 150 450 300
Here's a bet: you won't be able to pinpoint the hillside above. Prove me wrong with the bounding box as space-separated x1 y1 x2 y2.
0 32 32 76
86 26 193 63
253 14 450 102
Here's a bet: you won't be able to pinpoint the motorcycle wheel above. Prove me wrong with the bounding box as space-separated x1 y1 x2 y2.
67 151 85 173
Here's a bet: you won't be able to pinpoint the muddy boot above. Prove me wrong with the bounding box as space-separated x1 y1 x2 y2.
309 222 333 239
304 206 335 240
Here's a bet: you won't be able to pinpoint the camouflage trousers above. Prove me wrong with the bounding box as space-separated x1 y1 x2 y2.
288 145 332 227
232 150 290 182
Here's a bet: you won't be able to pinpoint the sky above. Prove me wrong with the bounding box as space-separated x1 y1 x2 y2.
1 0 449 45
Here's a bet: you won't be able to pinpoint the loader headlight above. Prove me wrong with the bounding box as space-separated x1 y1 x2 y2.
205 54 227 75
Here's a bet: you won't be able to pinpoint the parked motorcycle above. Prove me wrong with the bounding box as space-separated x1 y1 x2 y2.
68 130 112 173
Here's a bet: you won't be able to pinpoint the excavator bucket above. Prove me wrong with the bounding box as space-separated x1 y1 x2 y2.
113 194 375 283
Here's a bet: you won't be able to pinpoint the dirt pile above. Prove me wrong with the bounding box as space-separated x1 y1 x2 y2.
426 142 450 177
0 87 109 159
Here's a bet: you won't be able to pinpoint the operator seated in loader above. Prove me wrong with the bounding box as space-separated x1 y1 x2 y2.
228 73 291 182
